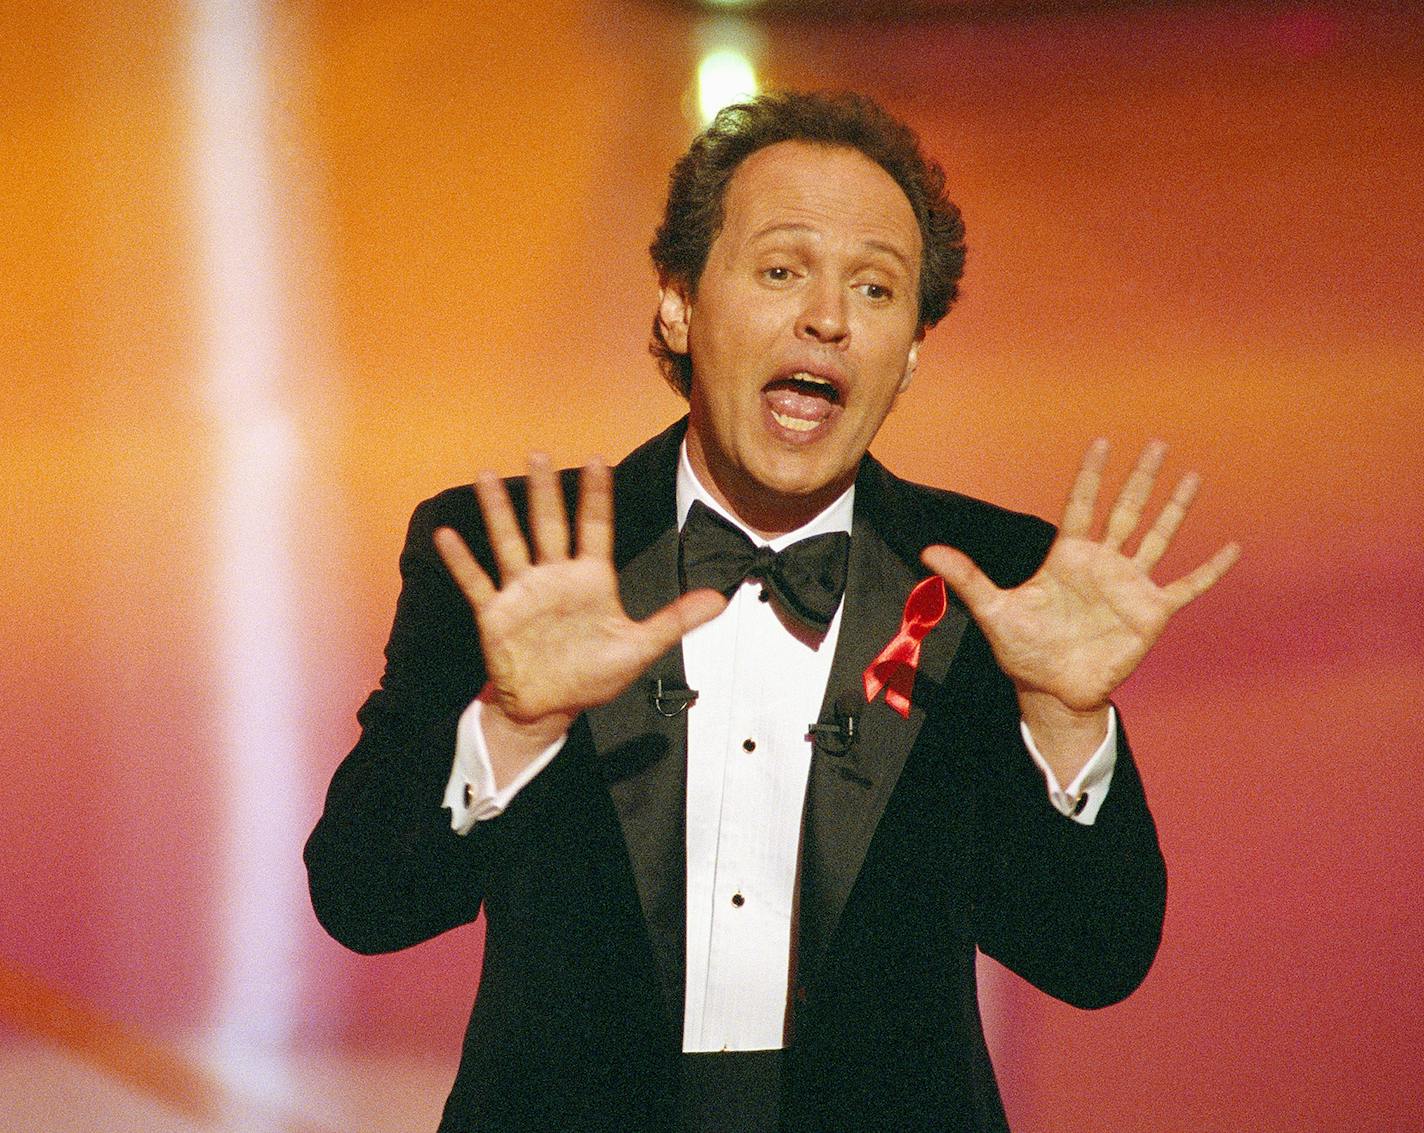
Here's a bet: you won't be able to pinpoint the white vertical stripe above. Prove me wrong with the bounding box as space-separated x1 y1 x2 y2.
185 0 304 1114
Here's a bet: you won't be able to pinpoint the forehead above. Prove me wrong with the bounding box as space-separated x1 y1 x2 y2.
716 140 921 266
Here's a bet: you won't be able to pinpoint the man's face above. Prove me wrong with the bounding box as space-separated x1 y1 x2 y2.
659 140 924 536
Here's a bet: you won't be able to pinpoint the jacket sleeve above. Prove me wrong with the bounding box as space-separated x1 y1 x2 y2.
304 490 499 955
973 680 1168 1008
947 500 1168 1008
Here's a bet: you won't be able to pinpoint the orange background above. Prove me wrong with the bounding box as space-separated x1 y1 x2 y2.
3 1 1421 1130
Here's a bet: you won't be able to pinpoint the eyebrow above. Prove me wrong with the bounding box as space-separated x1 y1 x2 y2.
748 222 917 275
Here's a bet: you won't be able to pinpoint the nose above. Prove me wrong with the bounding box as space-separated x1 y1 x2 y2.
797 280 849 346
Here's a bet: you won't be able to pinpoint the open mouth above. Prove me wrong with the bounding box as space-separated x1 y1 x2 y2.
763 372 842 433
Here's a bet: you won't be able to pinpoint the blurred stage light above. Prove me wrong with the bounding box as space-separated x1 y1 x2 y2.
697 48 758 125
187 0 304 1111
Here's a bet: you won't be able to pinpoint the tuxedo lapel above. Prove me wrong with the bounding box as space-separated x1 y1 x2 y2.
583 422 690 1027
798 459 969 979
579 427 974 1021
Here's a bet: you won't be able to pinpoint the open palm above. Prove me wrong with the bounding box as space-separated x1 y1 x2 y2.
434 454 726 727
923 440 1240 714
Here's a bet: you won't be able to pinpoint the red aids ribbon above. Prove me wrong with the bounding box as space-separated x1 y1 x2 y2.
863 575 947 718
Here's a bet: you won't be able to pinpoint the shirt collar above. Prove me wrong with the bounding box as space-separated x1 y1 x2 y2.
676 440 855 551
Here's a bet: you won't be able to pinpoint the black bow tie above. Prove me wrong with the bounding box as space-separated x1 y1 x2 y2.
678 499 850 634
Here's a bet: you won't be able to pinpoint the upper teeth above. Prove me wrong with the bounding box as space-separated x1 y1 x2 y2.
793 372 833 389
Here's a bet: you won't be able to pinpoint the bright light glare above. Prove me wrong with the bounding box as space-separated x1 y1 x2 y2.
187 0 305 1113
697 49 757 126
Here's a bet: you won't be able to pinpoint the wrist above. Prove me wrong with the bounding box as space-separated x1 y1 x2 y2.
479 685 574 750
476 687 573 793
1017 689 1111 784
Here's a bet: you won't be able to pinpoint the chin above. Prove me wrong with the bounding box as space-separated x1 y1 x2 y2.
751 460 842 503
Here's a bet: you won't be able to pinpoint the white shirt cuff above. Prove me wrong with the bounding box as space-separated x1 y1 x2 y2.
442 698 567 835
1021 705 1118 826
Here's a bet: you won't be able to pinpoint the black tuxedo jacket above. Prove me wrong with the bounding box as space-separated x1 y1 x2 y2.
305 419 1166 1132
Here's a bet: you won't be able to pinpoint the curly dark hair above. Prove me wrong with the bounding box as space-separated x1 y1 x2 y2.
649 90 967 398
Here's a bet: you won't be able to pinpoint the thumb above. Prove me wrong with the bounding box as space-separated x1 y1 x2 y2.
921 545 1001 617
637 588 728 654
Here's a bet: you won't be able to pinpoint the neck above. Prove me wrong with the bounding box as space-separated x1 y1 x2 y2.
685 430 853 540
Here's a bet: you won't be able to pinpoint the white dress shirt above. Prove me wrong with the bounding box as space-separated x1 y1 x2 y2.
675 453 850 1051
443 444 1118 1052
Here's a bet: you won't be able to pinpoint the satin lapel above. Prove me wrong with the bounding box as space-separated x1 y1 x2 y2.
798 478 969 978
584 423 689 1027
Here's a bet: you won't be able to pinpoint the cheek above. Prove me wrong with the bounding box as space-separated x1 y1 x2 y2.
852 382 905 436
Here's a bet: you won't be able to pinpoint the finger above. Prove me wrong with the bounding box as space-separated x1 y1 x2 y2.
1133 470 1200 572
525 452 570 563
1061 438 1110 538
636 589 729 656
434 526 496 611
575 457 613 562
921 545 1001 618
1160 542 1242 612
474 471 531 579
1103 439 1167 551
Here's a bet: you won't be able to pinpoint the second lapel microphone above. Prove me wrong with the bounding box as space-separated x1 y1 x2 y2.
807 690 862 757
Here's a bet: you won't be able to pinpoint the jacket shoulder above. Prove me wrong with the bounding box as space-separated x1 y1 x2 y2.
862 459 1056 590
407 483 480 543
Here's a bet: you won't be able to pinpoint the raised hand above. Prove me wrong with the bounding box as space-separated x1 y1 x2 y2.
434 454 727 741
921 439 1239 773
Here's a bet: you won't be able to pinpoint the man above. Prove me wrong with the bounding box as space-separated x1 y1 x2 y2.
305 92 1237 1132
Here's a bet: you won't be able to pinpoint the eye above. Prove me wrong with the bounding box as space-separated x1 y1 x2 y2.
764 266 794 283
858 282 893 301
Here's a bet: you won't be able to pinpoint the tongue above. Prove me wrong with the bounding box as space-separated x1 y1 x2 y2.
765 386 833 423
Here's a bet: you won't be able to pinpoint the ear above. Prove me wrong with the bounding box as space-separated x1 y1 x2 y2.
898 338 921 393
657 278 692 355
